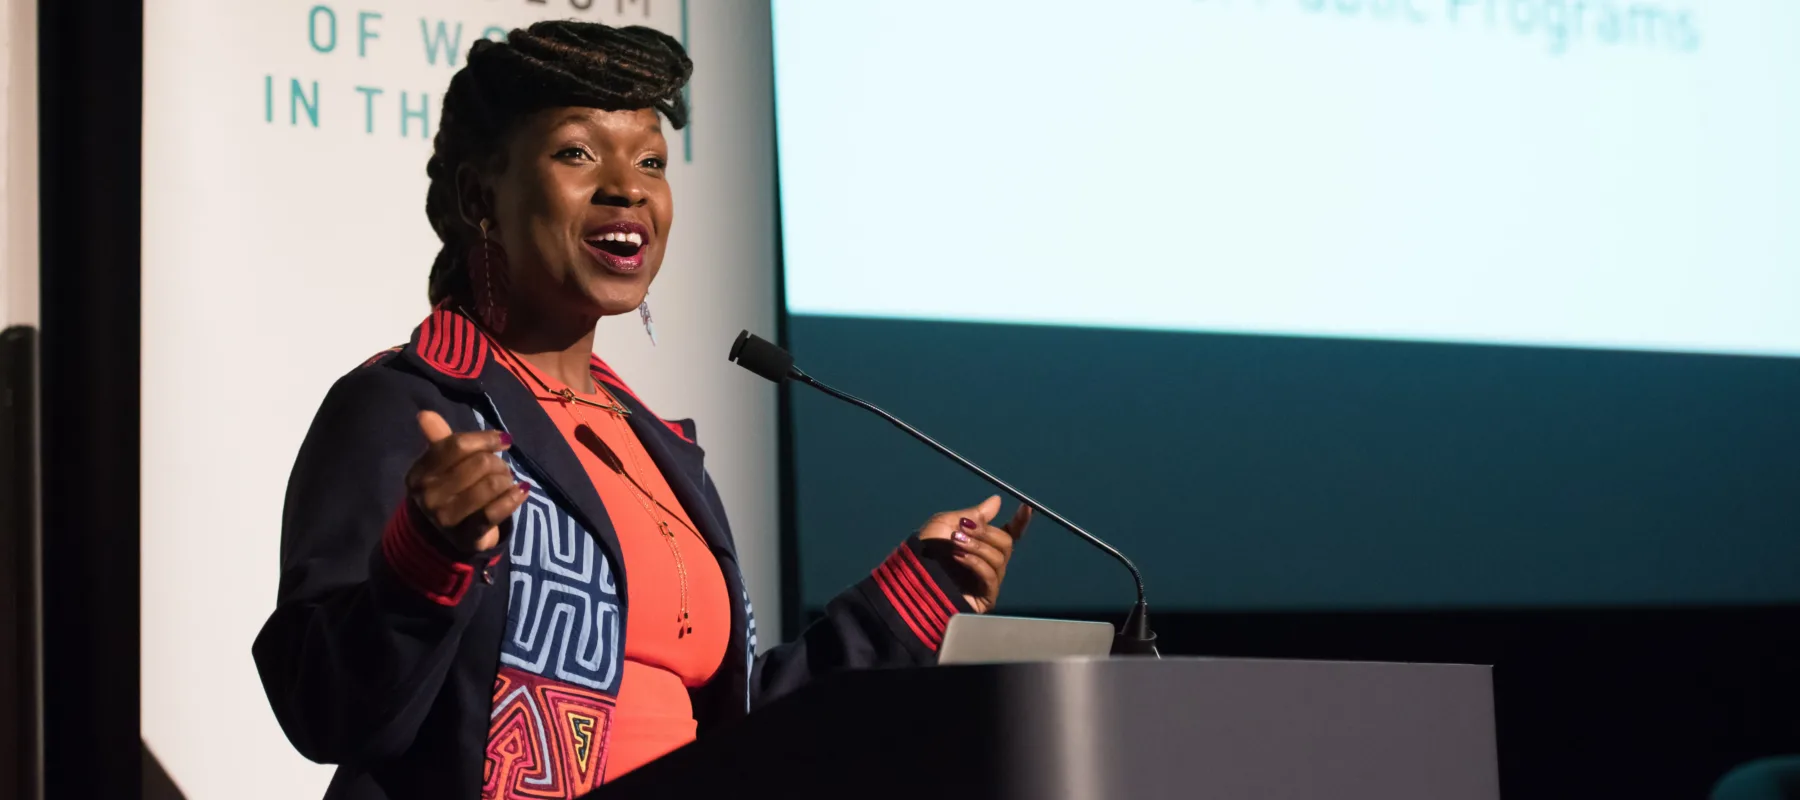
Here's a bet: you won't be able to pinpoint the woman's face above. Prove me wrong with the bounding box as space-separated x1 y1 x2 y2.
481 106 674 324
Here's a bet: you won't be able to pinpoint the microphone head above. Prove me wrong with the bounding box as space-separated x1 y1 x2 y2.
729 330 795 384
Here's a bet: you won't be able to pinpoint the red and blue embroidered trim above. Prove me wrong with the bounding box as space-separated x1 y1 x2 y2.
417 307 490 381
380 502 496 606
871 544 959 650
407 309 692 446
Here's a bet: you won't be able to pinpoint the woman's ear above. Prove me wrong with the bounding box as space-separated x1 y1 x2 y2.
454 163 494 232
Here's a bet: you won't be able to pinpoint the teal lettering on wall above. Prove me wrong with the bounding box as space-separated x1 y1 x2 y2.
401 91 431 138
291 79 321 127
308 6 337 54
422 20 464 66
356 86 384 133
358 11 382 57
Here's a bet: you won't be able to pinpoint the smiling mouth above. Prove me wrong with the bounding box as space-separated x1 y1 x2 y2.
587 230 645 259
583 223 650 273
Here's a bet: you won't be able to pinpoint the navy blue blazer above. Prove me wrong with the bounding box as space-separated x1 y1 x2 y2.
252 308 972 799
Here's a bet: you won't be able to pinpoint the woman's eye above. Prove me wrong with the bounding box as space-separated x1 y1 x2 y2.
640 156 667 170
555 147 591 161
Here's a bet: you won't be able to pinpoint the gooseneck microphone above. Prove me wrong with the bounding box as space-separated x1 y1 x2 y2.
729 330 1158 657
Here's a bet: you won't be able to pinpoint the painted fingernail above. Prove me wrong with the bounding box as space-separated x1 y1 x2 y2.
517 482 532 494
952 531 970 545
500 432 513 446
959 517 977 530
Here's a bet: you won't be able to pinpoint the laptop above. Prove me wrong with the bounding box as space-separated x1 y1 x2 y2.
936 614 1115 665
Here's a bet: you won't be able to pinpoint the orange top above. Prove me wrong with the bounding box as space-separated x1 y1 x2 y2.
495 354 730 783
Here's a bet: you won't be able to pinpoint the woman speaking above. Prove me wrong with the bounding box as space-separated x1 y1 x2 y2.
252 21 1030 800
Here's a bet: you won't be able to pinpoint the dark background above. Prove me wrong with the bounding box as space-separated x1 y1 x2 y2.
788 316 1800 612
35 2 145 798
783 314 1800 799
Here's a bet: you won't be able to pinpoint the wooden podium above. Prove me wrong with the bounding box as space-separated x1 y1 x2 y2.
592 657 1499 800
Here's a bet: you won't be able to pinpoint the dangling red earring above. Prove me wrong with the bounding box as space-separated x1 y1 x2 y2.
468 218 510 334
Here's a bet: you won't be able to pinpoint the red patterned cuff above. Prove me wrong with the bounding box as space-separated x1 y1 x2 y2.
871 541 965 651
380 501 485 606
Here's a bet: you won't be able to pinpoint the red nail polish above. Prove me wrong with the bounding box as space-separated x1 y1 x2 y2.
959 517 977 530
500 432 513 446
518 482 532 494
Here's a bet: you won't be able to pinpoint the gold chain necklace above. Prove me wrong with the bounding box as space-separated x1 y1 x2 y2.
493 346 697 639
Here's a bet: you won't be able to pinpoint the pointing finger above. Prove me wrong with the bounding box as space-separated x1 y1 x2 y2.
922 496 1011 542
974 494 1003 525
410 429 511 484
417 410 454 444
1003 503 1033 542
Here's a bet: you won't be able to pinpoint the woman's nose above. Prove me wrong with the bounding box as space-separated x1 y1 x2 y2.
590 165 646 208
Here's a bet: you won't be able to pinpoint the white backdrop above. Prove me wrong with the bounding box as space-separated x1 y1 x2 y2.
141 2 778 797
776 0 1800 359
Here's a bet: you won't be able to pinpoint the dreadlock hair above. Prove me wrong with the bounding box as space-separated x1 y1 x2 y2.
424 20 692 307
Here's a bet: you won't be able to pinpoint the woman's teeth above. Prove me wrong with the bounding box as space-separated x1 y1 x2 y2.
589 230 646 260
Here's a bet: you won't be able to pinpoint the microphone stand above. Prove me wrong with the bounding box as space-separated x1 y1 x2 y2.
789 367 1159 656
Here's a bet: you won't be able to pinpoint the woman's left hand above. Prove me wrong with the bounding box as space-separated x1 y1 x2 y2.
917 495 1033 614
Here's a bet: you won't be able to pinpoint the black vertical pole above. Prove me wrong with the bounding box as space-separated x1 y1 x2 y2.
1 326 42 800
37 2 143 797
770 84 802 640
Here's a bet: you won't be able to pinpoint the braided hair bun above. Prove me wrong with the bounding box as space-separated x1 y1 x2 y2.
425 20 692 305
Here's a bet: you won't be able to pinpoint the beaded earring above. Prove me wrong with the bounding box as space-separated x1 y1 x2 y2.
468 219 510 334
639 298 657 346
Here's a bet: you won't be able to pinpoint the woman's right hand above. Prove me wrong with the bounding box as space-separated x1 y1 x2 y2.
405 411 529 554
